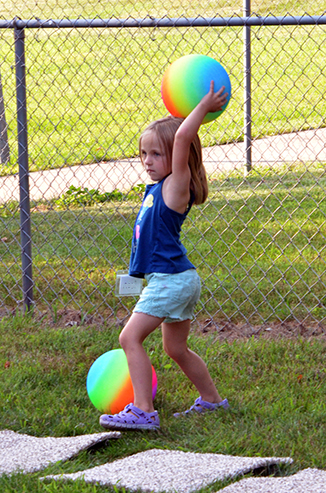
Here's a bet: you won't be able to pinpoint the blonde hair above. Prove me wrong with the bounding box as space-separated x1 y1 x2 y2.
139 116 208 205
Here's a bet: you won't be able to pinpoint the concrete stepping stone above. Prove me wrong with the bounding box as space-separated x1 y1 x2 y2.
44 448 293 493
0 429 120 475
218 467 326 493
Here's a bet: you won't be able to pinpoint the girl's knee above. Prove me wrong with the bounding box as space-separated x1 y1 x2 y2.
119 329 130 350
164 342 187 362
119 326 143 351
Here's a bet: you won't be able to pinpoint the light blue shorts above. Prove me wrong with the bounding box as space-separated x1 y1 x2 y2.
133 269 201 323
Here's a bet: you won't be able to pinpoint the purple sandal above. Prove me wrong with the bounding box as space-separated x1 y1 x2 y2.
174 396 229 417
99 403 160 430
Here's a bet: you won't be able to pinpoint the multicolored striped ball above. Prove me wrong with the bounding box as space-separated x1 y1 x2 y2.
161 54 231 123
86 349 157 414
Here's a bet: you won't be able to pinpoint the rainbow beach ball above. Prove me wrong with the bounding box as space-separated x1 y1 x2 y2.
86 349 157 414
161 54 231 124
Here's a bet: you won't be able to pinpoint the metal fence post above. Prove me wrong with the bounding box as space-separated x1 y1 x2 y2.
244 0 252 174
0 71 10 164
14 25 33 312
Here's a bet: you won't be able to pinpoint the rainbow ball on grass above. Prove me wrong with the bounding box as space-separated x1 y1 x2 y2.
86 348 157 414
161 54 231 124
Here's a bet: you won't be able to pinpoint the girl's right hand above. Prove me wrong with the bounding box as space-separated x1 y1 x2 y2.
201 80 228 114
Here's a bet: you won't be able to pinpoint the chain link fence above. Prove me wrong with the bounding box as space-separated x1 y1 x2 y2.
0 2 326 326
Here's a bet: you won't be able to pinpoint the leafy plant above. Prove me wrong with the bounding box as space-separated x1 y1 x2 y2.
54 184 145 209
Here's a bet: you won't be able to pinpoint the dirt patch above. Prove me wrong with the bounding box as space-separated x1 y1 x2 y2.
36 310 326 342
196 318 326 342
36 308 114 328
1 307 325 341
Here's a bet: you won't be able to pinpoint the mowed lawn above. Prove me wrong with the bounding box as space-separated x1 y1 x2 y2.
1 163 325 323
0 313 326 493
0 0 325 175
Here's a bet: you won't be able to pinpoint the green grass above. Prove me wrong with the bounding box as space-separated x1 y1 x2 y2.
0 313 325 492
192 163 326 322
1 163 326 323
3 0 326 20
0 4 325 176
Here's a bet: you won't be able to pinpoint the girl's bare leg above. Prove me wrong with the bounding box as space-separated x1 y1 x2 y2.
162 319 223 403
119 312 164 413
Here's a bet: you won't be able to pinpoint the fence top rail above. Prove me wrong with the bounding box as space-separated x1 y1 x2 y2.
1 14 326 30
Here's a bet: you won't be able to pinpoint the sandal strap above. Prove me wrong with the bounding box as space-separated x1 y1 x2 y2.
175 396 229 416
99 403 160 430
115 404 157 424
186 397 213 413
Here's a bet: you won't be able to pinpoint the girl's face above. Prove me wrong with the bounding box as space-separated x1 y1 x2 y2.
140 130 171 182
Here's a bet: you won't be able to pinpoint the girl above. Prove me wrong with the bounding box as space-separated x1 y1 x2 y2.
100 81 229 430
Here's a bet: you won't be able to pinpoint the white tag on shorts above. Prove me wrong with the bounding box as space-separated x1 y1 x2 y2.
115 270 143 296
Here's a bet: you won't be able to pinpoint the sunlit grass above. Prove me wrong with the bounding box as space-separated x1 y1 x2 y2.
2 0 326 21
0 16 325 176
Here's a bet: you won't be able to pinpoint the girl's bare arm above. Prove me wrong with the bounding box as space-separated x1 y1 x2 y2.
164 82 228 212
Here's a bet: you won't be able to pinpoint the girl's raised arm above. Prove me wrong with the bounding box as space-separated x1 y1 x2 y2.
163 81 228 212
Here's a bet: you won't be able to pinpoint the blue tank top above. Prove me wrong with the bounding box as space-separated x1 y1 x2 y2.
129 178 195 278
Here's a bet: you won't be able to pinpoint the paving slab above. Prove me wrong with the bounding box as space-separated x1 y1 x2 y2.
218 467 326 493
43 448 293 493
0 429 120 475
